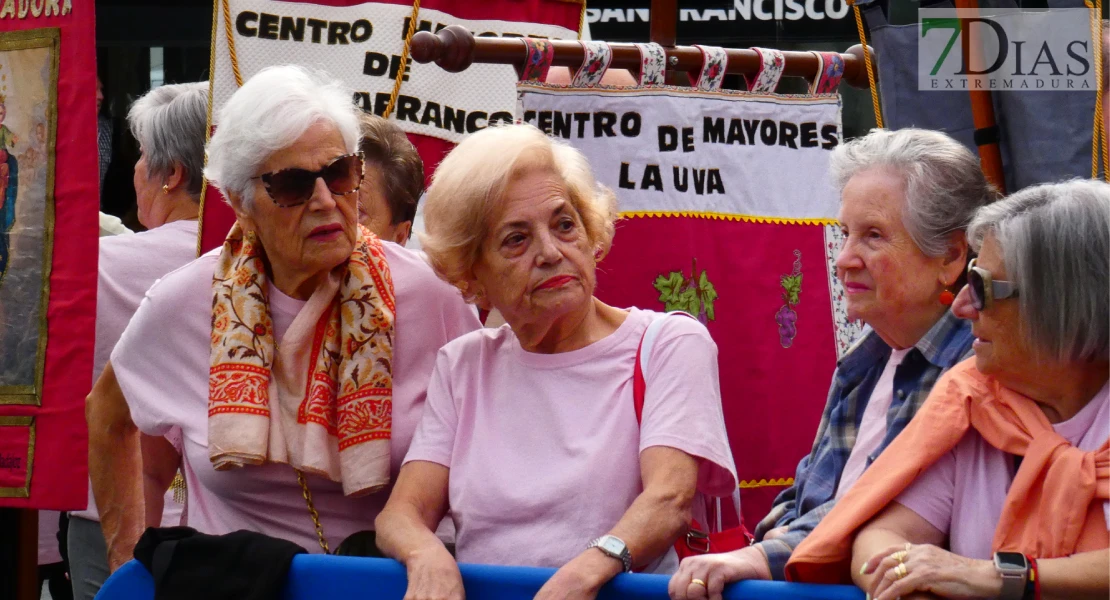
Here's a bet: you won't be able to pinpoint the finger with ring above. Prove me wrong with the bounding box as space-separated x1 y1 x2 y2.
889 550 908 563
894 563 908 580
690 579 707 588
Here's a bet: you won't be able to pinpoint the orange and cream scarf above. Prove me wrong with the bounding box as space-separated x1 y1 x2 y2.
786 358 1109 584
208 223 396 497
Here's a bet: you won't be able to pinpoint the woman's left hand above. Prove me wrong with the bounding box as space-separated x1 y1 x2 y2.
861 543 1002 600
534 549 623 600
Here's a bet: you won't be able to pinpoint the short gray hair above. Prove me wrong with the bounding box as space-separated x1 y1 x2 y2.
204 65 360 213
830 128 999 257
967 179 1109 363
127 81 208 200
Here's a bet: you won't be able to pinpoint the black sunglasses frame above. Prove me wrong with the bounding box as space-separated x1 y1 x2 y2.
967 258 1018 311
253 153 365 208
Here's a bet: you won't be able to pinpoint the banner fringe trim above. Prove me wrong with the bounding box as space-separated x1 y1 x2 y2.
739 477 795 489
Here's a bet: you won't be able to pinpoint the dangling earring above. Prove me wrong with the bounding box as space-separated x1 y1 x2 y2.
162 184 170 195
939 288 955 306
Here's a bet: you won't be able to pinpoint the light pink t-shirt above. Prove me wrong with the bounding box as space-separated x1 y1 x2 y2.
404 308 738 572
72 220 199 524
897 382 1110 559
39 510 61 565
110 242 480 552
836 348 911 499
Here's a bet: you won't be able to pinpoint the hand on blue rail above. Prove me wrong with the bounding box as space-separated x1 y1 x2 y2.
402 544 466 600
534 548 624 600
861 543 1002 600
667 545 772 600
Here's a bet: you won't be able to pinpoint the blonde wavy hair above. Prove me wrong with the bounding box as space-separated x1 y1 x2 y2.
420 123 618 302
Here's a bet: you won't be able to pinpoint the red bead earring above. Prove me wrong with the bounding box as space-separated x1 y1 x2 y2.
939 289 955 306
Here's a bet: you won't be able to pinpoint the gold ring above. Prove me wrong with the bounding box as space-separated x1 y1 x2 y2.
690 579 707 588
905 542 913 551
894 563 908 579
889 550 908 563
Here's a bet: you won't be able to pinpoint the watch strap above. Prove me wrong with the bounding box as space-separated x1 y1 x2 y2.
994 553 1029 600
588 536 632 572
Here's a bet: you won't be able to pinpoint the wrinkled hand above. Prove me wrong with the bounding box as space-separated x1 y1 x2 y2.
762 526 789 541
668 546 772 600
534 549 622 600
403 545 465 600
861 543 1002 600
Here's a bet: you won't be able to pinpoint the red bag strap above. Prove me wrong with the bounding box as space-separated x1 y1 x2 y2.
633 328 648 424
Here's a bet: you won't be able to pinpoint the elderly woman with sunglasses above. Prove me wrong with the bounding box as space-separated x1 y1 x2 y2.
786 179 1110 600
87 65 479 571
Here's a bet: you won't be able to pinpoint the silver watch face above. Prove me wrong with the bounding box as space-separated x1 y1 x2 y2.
598 536 625 556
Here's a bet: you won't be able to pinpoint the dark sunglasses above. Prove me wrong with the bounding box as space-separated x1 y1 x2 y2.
253 153 364 208
967 258 1018 310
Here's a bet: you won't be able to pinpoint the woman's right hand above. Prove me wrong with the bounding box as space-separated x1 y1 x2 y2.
668 546 772 600
403 544 465 600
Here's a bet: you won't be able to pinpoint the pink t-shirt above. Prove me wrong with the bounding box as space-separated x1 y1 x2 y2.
897 382 1110 559
110 242 480 552
404 308 738 572
72 220 199 524
836 348 911 499
39 510 61 565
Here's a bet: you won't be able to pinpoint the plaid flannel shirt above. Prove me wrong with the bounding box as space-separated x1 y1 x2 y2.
753 309 974 580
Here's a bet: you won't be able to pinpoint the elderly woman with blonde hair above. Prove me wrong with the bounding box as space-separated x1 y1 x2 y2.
375 123 738 600
787 179 1110 600
87 65 479 570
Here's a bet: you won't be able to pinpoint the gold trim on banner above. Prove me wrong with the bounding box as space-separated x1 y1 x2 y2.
197 0 221 258
1087 0 1106 179
849 0 882 128
0 416 36 498
0 28 60 407
620 211 837 226
221 0 243 86
739 477 794 489
383 0 421 119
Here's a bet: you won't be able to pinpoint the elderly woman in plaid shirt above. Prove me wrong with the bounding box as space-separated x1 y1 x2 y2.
670 128 998 598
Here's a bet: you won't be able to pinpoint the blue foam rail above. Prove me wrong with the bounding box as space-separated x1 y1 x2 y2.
97 555 865 600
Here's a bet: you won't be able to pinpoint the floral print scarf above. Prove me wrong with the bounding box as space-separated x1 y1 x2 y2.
208 223 395 497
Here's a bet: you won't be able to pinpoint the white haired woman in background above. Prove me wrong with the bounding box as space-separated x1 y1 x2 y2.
788 179 1109 600
671 128 997 598
71 81 207 600
87 65 479 571
374 123 737 600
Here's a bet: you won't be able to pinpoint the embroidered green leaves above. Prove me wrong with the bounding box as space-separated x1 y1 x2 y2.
653 258 718 325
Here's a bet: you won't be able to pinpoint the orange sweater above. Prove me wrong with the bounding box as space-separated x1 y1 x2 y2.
786 359 1109 584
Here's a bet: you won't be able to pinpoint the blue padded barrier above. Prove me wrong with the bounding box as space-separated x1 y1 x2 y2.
97 556 866 600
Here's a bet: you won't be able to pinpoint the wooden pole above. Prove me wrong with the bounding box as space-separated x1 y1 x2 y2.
649 0 677 47
410 27 875 89
954 0 1007 193
15 509 38 600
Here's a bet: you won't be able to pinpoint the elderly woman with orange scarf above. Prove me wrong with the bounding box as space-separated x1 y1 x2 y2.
87 65 479 570
786 179 1109 600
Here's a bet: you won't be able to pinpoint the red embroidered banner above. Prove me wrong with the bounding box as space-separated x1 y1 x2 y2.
0 0 98 509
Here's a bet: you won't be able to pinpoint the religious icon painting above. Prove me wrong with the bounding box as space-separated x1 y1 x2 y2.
0 28 58 407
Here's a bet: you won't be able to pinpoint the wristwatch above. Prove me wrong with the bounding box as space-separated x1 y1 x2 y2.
587 535 632 572
992 552 1029 600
